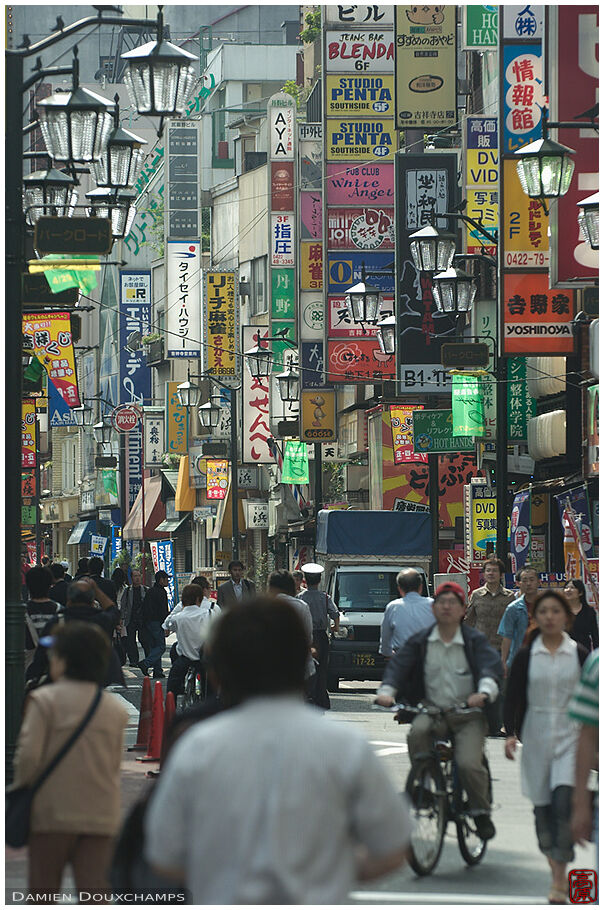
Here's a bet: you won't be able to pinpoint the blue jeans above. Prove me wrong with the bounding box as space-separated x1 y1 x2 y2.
142 621 166 675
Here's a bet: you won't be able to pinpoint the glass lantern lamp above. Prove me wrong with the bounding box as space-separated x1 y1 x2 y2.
409 225 457 273
245 342 273 380
176 379 202 409
376 315 396 355
72 405 93 427
431 268 477 314
22 167 78 226
85 187 137 239
344 281 382 325
577 192 599 250
276 362 300 404
91 97 146 188
198 400 221 429
515 137 575 202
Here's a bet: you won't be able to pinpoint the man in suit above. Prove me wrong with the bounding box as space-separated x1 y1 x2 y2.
217 560 256 609
120 569 149 667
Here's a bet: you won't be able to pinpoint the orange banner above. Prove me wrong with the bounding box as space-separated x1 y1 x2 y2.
22 312 80 407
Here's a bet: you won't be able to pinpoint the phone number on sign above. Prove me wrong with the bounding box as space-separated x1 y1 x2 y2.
504 251 550 268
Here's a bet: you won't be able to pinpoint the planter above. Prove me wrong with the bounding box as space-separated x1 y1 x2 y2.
144 339 164 366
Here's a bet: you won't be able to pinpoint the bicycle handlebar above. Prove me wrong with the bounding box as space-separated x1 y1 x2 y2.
372 702 484 716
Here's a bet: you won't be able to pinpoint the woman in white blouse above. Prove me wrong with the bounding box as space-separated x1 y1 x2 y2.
503 590 589 904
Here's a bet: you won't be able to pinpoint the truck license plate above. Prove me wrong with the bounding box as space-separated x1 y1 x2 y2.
352 653 375 667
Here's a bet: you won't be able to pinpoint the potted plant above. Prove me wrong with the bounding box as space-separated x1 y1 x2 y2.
142 332 164 365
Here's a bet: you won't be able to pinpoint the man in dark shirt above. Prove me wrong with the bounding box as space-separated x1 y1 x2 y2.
139 571 171 678
120 569 149 666
49 563 69 607
88 556 118 604
25 565 60 663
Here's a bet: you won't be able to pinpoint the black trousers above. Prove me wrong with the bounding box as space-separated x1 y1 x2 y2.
167 654 194 696
312 630 331 710
125 622 149 665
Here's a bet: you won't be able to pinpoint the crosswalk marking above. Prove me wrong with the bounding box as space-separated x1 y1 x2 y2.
350 891 547 904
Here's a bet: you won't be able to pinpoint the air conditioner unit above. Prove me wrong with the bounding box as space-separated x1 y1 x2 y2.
217 141 229 159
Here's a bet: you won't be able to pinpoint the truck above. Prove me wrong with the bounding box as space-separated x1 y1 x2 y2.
315 509 432 690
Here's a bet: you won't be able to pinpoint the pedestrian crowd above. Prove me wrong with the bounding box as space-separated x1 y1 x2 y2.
11 552 598 904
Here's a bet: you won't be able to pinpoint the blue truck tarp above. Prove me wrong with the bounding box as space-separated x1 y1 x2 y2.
315 510 431 557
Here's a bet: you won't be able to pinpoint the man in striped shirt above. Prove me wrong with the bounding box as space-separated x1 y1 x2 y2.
568 649 599 852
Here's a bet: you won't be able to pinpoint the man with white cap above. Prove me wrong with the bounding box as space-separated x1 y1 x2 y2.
299 563 339 709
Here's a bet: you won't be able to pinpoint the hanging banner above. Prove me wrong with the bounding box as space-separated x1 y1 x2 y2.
144 411 165 468
22 312 80 407
326 162 394 205
282 441 310 484
503 273 575 355
452 375 486 437
326 118 396 161
327 207 394 250
149 539 176 609
166 240 201 358
119 270 151 404
412 410 475 455
394 5 457 129
469 485 497 562
48 378 76 427
502 43 545 154
510 489 531 574
203 271 238 382
206 459 229 500
554 487 595 559
301 389 337 442
507 357 536 442
325 29 394 72
390 404 427 464
242 327 272 464
462 5 498 48
269 93 295 159
326 74 395 116
22 398 37 468
586 385 599 477
165 381 189 454
501 159 549 269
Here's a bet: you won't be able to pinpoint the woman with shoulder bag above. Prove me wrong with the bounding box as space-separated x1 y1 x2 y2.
503 590 589 905
11 622 129 900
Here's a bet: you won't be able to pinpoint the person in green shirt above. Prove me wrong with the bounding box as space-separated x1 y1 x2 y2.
568 649 598 854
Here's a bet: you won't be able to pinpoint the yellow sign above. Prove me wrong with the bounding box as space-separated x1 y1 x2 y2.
502 159 550 269
326 75 395 116
395 5 457 129
326 118 396 161
465 188 498 253
206 459 229 500
203 272 238 380
165 381 189 454
470 486 497 562
300 242 323 290
301 389 337 442
22 398 37 469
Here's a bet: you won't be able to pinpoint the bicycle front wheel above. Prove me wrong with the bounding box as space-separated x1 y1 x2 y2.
405 758 447 876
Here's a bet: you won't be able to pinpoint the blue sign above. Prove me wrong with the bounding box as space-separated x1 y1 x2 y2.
120 270 151 513
150 539 176 609
301 341 324 388
466 117 498 150
327 252 395 293
554 486 595 559
502 43 544 154
111 526 122 564
510 489 531 575
48 380 76 427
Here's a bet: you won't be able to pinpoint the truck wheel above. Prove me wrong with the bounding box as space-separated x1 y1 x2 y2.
327 675 340 692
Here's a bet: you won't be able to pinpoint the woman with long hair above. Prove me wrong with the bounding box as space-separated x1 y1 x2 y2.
564 578 599 652
504 590 590 904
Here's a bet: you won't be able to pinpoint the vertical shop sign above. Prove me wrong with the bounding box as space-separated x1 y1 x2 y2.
271 268 295 320
203 271 238 382
166 240 201 358
144 411 165 468
507 357 536 441
394 5 457 129
501 44 545 154
165 381 189 454
206 459 229 500
242 327 272 464
269 94 295 159
22 398 37 468
465 118 498 255
119 270 151 404
22 312 81 407
469 484 497 562
586 385 599 477
510 489 531 574
166 121 199 237
149 539 176 608
501 159 549 268
390 404 427 464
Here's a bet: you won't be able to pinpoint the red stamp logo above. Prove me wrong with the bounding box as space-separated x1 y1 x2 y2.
569 869 598 904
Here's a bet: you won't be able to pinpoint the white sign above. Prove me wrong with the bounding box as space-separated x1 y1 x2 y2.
324 5 394 25
166 240 201 358
300 292 324 341
242 326 273 464
143 411 165 467
238 466 259 488
325 30 395 73
269 93 295 160
270 214 295 266
90 535 108 555
245 500 270 530
503 5 544 39
81 488 95 511
194 506 216 522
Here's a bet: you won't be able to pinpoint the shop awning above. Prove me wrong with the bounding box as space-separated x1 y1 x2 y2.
209 482 246 540
123 475 167 541
67 519 96 546
175 455 196 512
161 470 180 495
155 515 191 534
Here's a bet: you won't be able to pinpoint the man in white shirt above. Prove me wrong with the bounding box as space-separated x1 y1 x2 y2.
375 581 502 842
379 568 434 658
145 597 412 904
163 583 219 696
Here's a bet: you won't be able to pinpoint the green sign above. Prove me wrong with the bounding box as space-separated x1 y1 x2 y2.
282 440 310 484
270 320 296 373
463 6 498 49
507 357 536 442
271 268 295 320
22 505 37 525
42 255 99 294
452 374 486 437
412 410 475 454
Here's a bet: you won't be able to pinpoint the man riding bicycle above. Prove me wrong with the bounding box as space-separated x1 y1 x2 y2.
375 581 502 841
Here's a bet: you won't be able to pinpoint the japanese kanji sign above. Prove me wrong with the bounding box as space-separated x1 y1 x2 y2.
451 375 486 437
502 44 545 154
301 389 337 442
390 404 427 464
206 459 229 500
326 74 394 116
299 123 322 190
469 484 497 562
203 271 238 382
507 357 536 442
282 441 310 484
502 5 544 40
165 381 189 454
166 240 201 358
271 214 295 266
465 118 498 256
394 5 457 129
328 294 393 338
325 29 394 72
144 411 165 468
269 93 295 159
244 500 269 530
301 242 324 290
22 312 80 407
166 121 199 237
34 216 112 255
22 398 36 468
271 268 295 320
242 327 272 463
412 409 475 454
328 337 395 382
327 207 394 249
503 273 575 355
501 159 549 268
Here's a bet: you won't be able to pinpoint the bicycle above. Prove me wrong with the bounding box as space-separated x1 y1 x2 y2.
182 654 207 709
394 703 493 876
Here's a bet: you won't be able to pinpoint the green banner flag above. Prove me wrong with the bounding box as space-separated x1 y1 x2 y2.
102 469 118 498
282 440 310 484
41 255 99 294
451 374 486 437
23 355 45 383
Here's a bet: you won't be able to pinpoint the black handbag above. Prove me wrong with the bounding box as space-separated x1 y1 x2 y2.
6 687 102 848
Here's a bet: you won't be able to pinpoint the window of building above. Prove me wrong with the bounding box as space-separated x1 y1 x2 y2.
62 436 78 492
250 256 267 316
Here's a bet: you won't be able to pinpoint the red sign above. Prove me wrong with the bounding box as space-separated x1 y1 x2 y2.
503 273 575 355
551 7 599 286
327 207 394 250
111 405 142 433
328 338 395 382
22 472 36 497
271 162 294 212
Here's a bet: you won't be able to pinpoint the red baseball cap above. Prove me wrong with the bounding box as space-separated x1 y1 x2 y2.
434 581 466 605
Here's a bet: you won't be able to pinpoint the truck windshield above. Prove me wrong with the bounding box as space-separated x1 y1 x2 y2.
334 571 400 612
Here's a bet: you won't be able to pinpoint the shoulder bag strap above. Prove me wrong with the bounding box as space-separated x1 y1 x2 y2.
30 687 102 795
25 613 39 647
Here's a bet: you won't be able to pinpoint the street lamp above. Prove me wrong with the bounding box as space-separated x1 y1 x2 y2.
72 404 93 427
91 96 146 188
344 281 382 325
37 49 115 165
431 267 477 314
245 342 273 380
376 315 396 355
577 191 599 250
22 167 78 226
176 378 202 408
93 418 114 446
276 360 300 404
514 136 575 204
408 225 456 273
198 399 221 429
85 187 137 239
121 7 198 117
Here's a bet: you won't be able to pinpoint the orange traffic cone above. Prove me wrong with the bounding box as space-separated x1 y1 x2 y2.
128 676 153 752
137 681 164 762
160 691 176 767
